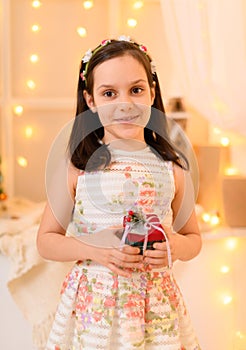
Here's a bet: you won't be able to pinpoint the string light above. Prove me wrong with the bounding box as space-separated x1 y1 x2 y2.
31 24 41 32
133 1 144 9
222 294 233 305
77 27 87 37
220 136 230 147
210 214 220 226
83 1 93 9
201 212 220 227
127 18 137 27
236 331 245 340
17 156 28 168
13 105 24 116
220 265 230 274
201 212 210 223
30 54 39 63
225 237 238 251
26 80 36 90
32 0 42 8
213 127 221 135
25 126 33 138
224 167 240 176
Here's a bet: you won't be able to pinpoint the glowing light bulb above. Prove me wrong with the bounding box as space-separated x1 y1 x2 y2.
30 54 39 63
236 331 245 339
127 18 137 27
133 1 144 9
222 294 233 305
31 24 41 32
220 265 230 274
210 214 220 226
32 0 41 8
25 126 33 138
17 156 28 168
225 237 238 250
77 27 87 37
26 80 36 90
202 213 210 223
224 167 240 176
83 1 93 9
213 127 221 135
220 136 230 147
13 105 24 116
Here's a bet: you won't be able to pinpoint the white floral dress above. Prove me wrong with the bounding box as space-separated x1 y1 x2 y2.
46 146 201 350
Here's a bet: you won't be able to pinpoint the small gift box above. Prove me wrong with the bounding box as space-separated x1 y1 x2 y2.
122 210 165 254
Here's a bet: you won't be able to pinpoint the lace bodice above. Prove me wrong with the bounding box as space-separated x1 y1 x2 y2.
67 146 175 238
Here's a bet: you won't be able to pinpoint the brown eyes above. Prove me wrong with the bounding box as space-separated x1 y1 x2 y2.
103 91 115 97
103 87 144 98
132 87 143 94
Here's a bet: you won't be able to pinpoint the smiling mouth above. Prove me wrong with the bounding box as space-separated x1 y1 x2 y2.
115 115 139 123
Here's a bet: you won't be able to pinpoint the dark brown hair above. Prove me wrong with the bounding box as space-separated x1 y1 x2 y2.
68 39 188 171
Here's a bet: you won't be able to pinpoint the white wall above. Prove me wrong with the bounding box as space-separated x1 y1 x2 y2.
0 0 208 202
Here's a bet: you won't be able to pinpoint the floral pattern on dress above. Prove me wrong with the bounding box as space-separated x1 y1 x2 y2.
54 262 199 349
46 149 200 350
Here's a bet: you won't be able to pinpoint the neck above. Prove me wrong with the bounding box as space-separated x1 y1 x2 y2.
107 139 147 151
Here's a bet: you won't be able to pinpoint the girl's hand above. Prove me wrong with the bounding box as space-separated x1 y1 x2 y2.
90 244 144 278
143 226 180 268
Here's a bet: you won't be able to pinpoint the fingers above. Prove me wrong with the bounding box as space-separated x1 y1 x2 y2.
143 242 168 267
104 246 143 277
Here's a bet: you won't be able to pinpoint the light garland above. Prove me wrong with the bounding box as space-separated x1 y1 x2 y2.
225 237 238 251
32 0 42 8
26 79 36 90
77 27 87 37
30 54 39 63
127 18 137 27
133 1 144 10
220 136 230 147
31 24 41 32
83 0 93 9
220 265 230 274
201 211 221 228
17 156 28 168
224 167 240 176
25 126 33 139
222 294 233 305
13 105 24 116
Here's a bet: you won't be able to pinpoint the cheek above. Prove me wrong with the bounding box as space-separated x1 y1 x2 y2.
138 104 152 124
97 104 115 126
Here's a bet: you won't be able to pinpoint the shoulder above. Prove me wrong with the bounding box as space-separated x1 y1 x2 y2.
172 163 185 196
67 162 81 199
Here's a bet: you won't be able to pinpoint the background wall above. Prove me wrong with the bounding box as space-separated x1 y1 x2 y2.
0 0 209 202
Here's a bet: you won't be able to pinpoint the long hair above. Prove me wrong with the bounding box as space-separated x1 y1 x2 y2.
68 39 188 171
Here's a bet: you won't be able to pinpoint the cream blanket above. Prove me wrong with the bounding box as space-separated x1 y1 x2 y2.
0 198 72 349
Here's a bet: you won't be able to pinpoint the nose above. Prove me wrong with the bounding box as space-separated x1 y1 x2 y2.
118 94 133 112
119 102 133 112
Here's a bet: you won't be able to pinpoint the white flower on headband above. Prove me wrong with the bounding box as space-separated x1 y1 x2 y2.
82 49 92 63
118 35 131 42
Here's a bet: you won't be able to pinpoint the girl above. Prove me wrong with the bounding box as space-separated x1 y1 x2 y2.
37 37 202 349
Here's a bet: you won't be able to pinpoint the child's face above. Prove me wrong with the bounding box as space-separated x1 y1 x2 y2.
84 55 155 144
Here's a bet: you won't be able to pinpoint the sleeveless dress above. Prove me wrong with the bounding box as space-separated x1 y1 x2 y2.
46 146 201 350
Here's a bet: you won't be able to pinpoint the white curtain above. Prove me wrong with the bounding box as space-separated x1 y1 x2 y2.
160 0 246 137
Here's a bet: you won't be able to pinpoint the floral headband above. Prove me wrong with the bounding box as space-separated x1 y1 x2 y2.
80 35 156 84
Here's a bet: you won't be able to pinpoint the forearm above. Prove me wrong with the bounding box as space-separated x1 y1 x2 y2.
37 231 97 262
176 231 202 262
